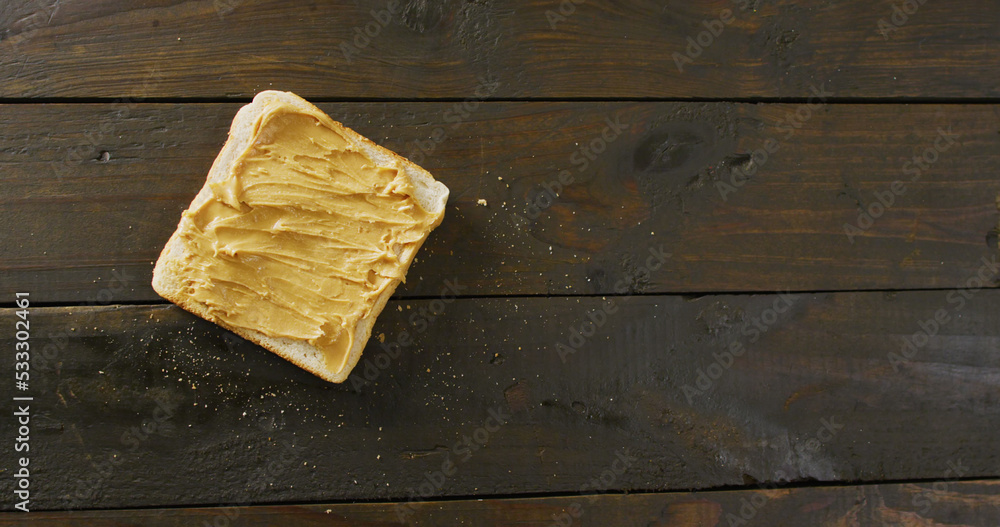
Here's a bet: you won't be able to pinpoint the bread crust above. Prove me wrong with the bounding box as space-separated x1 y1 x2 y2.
152 91 448 383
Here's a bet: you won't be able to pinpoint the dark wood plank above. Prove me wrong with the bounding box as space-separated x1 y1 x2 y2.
1 288 998 510
6 481 1000 525
1 0 998 99
2 101 998 302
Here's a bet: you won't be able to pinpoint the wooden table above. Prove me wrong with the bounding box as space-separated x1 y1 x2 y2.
2 1 999 524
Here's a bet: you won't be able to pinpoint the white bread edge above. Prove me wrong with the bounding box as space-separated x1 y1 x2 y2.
152 90 449 383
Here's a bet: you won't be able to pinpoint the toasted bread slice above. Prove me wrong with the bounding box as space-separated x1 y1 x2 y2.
152 90 448 382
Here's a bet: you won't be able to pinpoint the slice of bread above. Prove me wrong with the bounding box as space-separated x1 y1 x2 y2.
152 90 449 383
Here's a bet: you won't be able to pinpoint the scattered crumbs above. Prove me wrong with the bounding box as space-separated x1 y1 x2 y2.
377 333 385 343
477 199 487 207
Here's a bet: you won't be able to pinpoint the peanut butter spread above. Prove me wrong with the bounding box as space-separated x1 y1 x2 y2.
176 104 436 374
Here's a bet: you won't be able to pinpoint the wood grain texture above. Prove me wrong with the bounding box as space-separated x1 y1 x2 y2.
1 101 998 303
1 0 999 99
1 289 998 510
6 481 1000 525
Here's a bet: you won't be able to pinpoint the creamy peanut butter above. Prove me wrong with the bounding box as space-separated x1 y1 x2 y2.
176 105 436 374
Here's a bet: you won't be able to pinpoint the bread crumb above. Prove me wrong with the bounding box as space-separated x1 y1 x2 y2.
477 199 487 206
